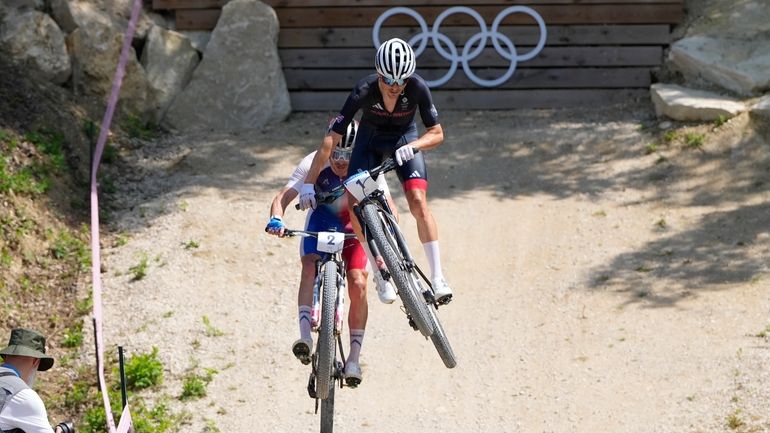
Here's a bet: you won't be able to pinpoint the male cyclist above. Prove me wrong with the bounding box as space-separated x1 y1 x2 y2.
298 37 453 304
265 120 395 386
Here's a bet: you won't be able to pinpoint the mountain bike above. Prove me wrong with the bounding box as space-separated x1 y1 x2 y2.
278 228 357 433
341 156 457 369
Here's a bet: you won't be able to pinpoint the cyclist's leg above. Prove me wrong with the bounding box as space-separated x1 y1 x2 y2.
343 239 368 384
395 132 453 301
343 239 369 332
346 123 393 282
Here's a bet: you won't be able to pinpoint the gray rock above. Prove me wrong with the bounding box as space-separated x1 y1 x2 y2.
753 95 770 117
164 0 291 132
50 0 113 34
669 36 770 96
178 30 211 53
0 10 71 84
751 95 770 139
2 0 44 12
67 22 152 116
50 0 155 40
650 83 746 121
683 0 770 40
141 25 200 122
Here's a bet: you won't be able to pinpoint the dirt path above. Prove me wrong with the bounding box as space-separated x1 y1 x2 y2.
100 105 770 433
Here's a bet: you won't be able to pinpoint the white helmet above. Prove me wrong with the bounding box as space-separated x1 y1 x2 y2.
375 38 416 81
337 120 358 150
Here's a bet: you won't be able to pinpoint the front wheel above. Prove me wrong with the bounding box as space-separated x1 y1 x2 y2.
426 302 457 368
361 203 433 336
319 379 335 433
315 261 338 400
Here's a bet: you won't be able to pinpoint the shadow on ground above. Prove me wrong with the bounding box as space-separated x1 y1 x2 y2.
106 103 770 307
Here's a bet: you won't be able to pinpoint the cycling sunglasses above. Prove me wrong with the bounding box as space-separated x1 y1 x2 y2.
379 75 408 86
331 149 352 161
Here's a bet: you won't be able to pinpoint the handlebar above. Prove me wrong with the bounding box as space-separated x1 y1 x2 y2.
278 228 357 239
293 151 415 210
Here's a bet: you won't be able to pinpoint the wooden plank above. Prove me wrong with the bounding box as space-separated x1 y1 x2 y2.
153 0 227 9
283 67 652 89
278 25 671 48
276 5 684 28
279 46 662 68
290 88 649 110
153 0 684 9
175 9 221 30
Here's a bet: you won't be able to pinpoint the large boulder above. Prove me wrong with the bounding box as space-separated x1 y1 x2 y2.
669 36 770 96
650 83 745 121
0 10 72 84
751 95 770 138
50 0 157 40
141 25 200 121
50 0 111 34
163 0 291 132
66 21 153 117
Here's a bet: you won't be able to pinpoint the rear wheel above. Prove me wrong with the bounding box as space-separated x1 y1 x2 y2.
361 203 433 336
315 261 338 400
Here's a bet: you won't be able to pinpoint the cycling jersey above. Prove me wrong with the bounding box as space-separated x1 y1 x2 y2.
330 73 438 134
328 73 439 190
286 152 390 270
302 166 367 270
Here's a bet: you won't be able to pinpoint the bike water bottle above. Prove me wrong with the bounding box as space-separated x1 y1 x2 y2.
335 273 346 332
311 275 321 329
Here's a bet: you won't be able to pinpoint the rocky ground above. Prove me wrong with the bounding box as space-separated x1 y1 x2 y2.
98 104 770 433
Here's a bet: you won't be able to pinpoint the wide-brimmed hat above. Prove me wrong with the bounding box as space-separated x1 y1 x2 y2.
0 328 54 371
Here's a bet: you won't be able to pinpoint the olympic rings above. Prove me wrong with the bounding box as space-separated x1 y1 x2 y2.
372 6 548 88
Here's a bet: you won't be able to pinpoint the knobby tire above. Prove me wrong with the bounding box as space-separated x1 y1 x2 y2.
315 261 338 400
426 302 457 368
361 203 433 336
320 380 335 433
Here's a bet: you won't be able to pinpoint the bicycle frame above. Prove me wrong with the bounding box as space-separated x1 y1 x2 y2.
337 157 458 368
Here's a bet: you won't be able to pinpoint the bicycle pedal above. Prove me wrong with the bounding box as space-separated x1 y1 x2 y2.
407 316 419 332
307 374 317 399
437 294 453 306
345 377 361 388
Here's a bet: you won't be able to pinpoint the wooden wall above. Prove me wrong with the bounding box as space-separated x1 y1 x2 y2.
152 0 685 110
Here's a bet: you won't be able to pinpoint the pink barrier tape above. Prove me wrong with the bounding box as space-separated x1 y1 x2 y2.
116 405 134 433
90 0 143 431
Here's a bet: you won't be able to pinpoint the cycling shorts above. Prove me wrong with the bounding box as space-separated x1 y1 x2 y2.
301 209 367 271
349 122 428 191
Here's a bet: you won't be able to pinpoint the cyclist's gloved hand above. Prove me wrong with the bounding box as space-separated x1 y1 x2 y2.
299 183 317 210
395 144 415 166
265 216 285 236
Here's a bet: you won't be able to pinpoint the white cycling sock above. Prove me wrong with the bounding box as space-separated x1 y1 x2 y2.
363 242 384 274
347 329 365 364
298 305 312 341
422 240 444 282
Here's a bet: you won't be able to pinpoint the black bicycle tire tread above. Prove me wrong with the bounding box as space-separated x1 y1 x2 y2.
320 378 335 433
316 262 337 400
427 303 457 368
361 203 433 336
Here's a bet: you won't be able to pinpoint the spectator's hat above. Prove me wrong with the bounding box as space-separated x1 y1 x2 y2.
0 328 54 371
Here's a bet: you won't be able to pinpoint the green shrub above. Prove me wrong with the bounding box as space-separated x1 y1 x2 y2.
124 347 164 390
61 322 84 348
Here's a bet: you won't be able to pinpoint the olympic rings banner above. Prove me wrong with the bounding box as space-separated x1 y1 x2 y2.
372 6 548 88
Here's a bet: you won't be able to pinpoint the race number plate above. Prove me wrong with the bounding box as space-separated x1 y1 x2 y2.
344 171 379 201
317 231 345 254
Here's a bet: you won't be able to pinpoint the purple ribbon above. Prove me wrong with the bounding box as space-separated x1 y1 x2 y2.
90 0 142 431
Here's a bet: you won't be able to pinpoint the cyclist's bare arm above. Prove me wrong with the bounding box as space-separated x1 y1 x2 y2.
269 187 299 220
305 131 341 185
409 124 443 152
